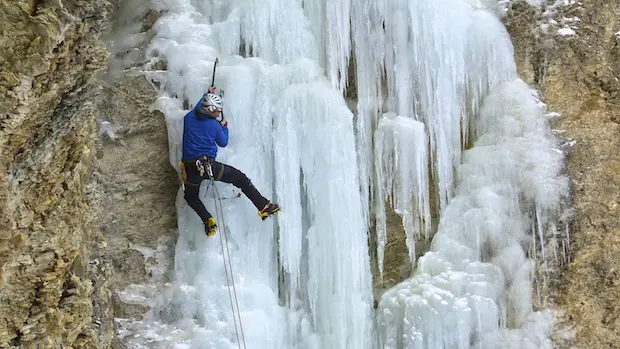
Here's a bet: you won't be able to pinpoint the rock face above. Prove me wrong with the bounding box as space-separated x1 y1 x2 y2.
0 0 113 347
505 1 620 348
92 1 178 346
1 0 179 346
93 73 178 325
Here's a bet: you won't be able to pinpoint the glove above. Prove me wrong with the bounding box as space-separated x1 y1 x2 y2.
218 109 227 126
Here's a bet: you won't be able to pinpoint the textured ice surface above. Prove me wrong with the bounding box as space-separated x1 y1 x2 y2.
377 79 568 349
118 1 373 348
115 0 570 348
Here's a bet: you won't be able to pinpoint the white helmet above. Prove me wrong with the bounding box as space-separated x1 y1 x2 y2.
200 93 223 113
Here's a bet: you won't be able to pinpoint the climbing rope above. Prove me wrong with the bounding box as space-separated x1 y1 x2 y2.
206 179 248 349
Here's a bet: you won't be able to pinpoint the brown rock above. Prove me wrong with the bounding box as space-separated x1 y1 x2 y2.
0 0 114 347
505 1 620 347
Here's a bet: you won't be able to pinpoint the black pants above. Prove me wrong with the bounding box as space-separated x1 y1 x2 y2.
182 158 269 222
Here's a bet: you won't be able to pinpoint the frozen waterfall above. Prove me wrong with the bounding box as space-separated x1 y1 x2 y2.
115 0 570 349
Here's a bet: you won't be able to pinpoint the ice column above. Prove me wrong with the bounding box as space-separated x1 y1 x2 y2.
374 114 431 277
377 79 569 349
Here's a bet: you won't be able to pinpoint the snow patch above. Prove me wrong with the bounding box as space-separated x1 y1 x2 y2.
558 27 576 36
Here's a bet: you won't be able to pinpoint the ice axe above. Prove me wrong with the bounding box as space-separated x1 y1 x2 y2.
209 58 224 96
208 57 225 118
209 57 218 93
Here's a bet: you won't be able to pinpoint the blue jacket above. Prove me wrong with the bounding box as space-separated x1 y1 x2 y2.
182 95 229 160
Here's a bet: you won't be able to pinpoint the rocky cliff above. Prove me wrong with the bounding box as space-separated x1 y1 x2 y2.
504 1 620 347
1 0 177 346
0 0 114 347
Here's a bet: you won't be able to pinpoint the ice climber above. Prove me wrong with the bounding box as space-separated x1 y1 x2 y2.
180 90 280 236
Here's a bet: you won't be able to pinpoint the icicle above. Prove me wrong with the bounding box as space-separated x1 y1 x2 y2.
325 0 352 91
350 0 385 239
272 66 304 308
374 113 431 277
303 0 352 91
376 77 569 349
352 0 518 217
281 80 373 349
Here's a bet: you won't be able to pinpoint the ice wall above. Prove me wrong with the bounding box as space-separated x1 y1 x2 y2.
117 0 373 348
376 78 568 349
304 0 569 347
362 2 570 348
114 0 570 348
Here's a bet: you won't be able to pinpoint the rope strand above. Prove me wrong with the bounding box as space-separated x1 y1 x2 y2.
208 179 248 349
214 183 248 349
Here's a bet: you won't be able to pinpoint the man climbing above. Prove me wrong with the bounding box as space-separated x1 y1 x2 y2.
180 90 280 236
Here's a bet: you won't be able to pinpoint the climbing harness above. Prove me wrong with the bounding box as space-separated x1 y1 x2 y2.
206 177 248 349
196 157 210 178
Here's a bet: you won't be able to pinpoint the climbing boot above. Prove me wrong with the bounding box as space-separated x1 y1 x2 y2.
205 217 217 236
258 202 280 221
